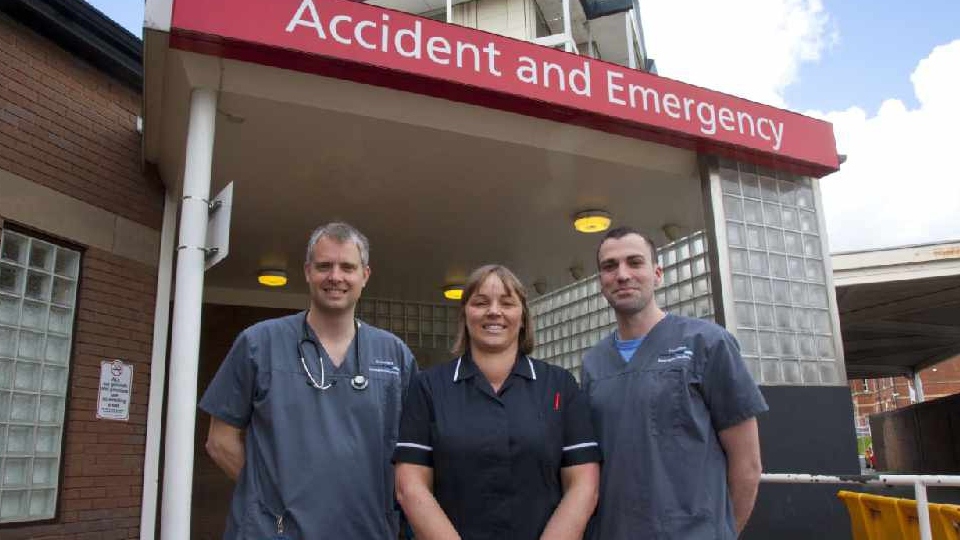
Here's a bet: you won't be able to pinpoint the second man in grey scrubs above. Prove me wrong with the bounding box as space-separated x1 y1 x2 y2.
583 226 767 540
200 222 417 539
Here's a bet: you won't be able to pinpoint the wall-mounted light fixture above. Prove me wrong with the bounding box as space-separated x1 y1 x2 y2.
661 223 683 242
258 270 288 287
443 284 464 300
573 210 611 233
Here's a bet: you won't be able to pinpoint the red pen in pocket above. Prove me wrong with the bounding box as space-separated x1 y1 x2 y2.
554 391 560 411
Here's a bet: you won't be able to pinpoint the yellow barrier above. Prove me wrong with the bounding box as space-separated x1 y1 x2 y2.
897 498 949 540
937 505 960 540
838 490 960 540
838 491 871 540
859 493 909 540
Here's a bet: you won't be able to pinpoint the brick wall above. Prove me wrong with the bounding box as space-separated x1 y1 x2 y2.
0 13 163 230
849 354 960 434
0 12 163 540
1 244 157 539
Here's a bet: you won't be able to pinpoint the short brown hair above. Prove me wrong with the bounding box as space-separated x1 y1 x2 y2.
452 265 535 357
596 226 658 267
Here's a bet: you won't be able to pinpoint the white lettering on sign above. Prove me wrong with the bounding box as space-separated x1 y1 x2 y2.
172 0 845 171
97 360 133 421
604 69 785 150
283 0 792 151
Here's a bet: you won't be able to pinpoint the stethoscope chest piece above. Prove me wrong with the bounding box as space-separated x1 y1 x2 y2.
350 375 369 391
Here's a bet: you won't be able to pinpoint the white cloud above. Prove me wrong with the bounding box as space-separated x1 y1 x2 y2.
638 0 835 107
812 40 960 251
638 2 958 252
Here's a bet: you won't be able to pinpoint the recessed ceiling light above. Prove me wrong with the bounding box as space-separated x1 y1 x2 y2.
573 210 611 233
258 269 287 287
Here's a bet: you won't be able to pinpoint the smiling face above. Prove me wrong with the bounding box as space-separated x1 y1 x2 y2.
464 273 524 356
597 233 663 317
303 235 370 315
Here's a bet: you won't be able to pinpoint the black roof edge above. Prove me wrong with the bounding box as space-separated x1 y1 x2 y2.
0 0 143 90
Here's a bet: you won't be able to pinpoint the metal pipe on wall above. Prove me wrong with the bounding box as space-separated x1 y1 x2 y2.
139 190 177 540
160 87 218 540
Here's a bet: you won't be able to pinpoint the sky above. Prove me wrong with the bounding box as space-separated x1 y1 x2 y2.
85 0 960 252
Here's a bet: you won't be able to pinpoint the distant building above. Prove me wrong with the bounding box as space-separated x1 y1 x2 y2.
850 354 960 437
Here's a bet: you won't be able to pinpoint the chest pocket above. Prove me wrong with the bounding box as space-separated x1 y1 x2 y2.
636 361 701 438
369 366 402 428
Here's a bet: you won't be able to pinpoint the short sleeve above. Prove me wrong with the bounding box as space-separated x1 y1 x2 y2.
580 362 593 394
392 372 434 467
560 370 602 467
398 341 419 403
702 330 769 432
198 330 258 428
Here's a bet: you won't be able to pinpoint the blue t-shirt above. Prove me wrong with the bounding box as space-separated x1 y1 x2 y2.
614 334 644 362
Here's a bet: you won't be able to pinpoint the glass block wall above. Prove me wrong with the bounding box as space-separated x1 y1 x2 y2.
715 159 844 385
531 231 714 379
0 229 79 523
530 278 614 381
357 298 459 350
655 231 714 322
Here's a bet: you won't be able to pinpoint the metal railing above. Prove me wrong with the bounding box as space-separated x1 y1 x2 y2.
761 473 960 540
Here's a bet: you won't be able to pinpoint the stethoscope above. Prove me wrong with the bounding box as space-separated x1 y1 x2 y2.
298 313 369 391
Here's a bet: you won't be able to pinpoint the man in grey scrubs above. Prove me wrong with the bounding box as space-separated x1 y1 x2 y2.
200 222 417 539
582 226 767 540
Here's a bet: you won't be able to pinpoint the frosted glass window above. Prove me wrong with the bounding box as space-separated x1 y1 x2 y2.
357 298 457 349
716 162 840 385
0 229 78 523
0 296 19 327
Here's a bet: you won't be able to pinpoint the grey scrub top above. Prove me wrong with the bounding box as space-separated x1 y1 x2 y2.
199 312 417 539
581 314 768 540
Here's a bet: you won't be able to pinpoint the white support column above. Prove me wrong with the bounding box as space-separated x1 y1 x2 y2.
446 0 452 23
139 190 177 540
562 0 573 52
913 370 926 403
160 87 217 540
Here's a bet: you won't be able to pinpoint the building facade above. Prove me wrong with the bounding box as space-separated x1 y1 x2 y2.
0 1 164 537
1 0 863 538
850 354 960 436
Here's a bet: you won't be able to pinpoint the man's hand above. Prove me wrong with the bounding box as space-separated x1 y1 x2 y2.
718 417 762 535
206 416 245 481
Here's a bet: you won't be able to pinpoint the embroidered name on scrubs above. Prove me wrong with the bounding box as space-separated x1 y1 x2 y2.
371 358 401 376
657 346 694 363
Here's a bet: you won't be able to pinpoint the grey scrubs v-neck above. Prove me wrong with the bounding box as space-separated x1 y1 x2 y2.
582 314 768 540
199 312 417 539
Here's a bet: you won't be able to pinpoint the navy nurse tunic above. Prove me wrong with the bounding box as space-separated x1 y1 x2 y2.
393 353 601 540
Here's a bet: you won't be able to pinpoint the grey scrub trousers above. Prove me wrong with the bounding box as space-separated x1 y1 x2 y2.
582 314 768 540
199 312 417 539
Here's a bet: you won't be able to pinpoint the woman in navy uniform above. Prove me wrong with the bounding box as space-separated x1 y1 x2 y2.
393 264 601 540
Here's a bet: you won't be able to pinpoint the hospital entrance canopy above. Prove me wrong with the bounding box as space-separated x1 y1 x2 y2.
142 0 840 304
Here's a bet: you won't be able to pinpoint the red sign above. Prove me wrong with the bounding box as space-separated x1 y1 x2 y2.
171 0 839 175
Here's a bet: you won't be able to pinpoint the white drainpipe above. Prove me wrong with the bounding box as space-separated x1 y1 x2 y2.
139 190 177 540
160 87 218 540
